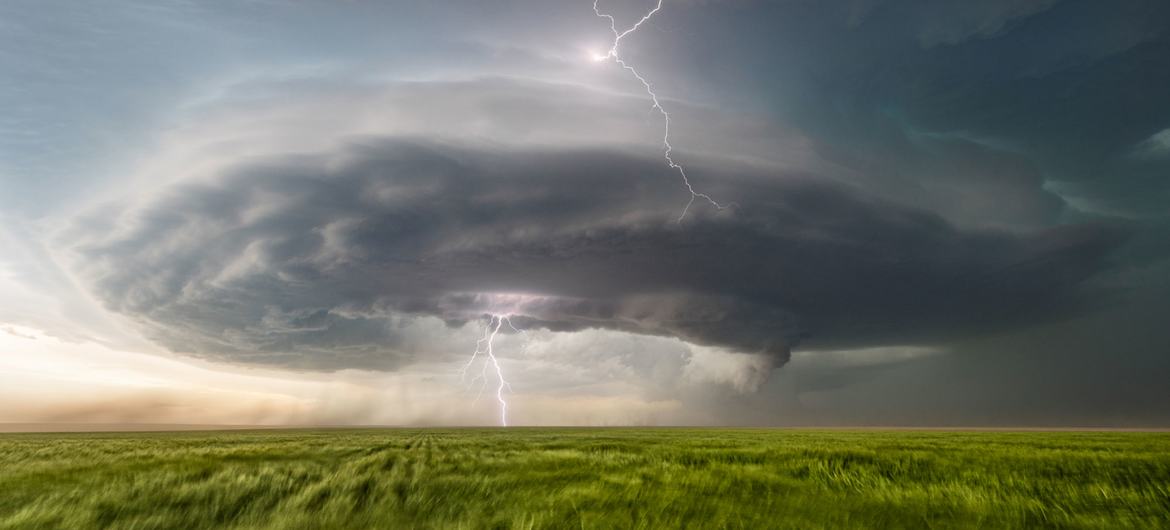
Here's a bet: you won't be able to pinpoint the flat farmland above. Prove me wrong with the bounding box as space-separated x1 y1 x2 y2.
1 429 1168 529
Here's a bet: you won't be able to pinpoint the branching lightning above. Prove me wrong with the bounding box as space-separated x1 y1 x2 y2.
459 314 520 426
592 0 731 222
458 3 727 426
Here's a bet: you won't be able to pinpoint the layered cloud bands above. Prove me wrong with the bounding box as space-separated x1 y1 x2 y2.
66 137 1123 371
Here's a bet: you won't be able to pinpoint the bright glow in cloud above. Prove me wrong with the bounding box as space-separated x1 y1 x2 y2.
592 0 731 221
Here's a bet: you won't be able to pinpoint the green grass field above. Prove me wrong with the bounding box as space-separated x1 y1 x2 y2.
1 429 1168 529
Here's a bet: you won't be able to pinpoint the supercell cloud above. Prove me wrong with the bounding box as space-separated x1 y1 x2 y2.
64 84 1122 372
2 0 1169 425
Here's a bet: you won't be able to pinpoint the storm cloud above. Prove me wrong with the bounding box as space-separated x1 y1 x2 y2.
66 137 1123 371
4 0 1169 426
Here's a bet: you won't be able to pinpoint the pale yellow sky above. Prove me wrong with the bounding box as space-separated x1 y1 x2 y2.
0 324 685 427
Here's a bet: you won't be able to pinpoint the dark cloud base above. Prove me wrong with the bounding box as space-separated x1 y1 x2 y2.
70 139 1125 370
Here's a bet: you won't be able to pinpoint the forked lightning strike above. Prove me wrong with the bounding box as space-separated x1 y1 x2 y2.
460 314 519 426
461 2 726 427
592 0 730 222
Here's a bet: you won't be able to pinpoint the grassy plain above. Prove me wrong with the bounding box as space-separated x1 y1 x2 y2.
0 428 1168 529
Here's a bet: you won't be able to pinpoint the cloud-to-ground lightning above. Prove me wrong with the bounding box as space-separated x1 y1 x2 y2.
592 0 731 222
460 3 727 426
459 314 520 426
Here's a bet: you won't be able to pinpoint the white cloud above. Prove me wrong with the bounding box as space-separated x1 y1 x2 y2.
683 346 776 393
1130 128 1170 159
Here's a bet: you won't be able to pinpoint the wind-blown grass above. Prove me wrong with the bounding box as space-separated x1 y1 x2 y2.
1 429 1167 529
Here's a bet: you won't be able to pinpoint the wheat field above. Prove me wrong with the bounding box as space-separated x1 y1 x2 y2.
1 428 1168 529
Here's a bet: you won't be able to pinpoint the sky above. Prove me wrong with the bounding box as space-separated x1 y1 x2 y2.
1 0 1168 428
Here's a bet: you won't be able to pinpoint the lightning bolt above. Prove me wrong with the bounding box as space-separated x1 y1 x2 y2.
459 314 519 426
593 0 731 222
457 2 726 426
